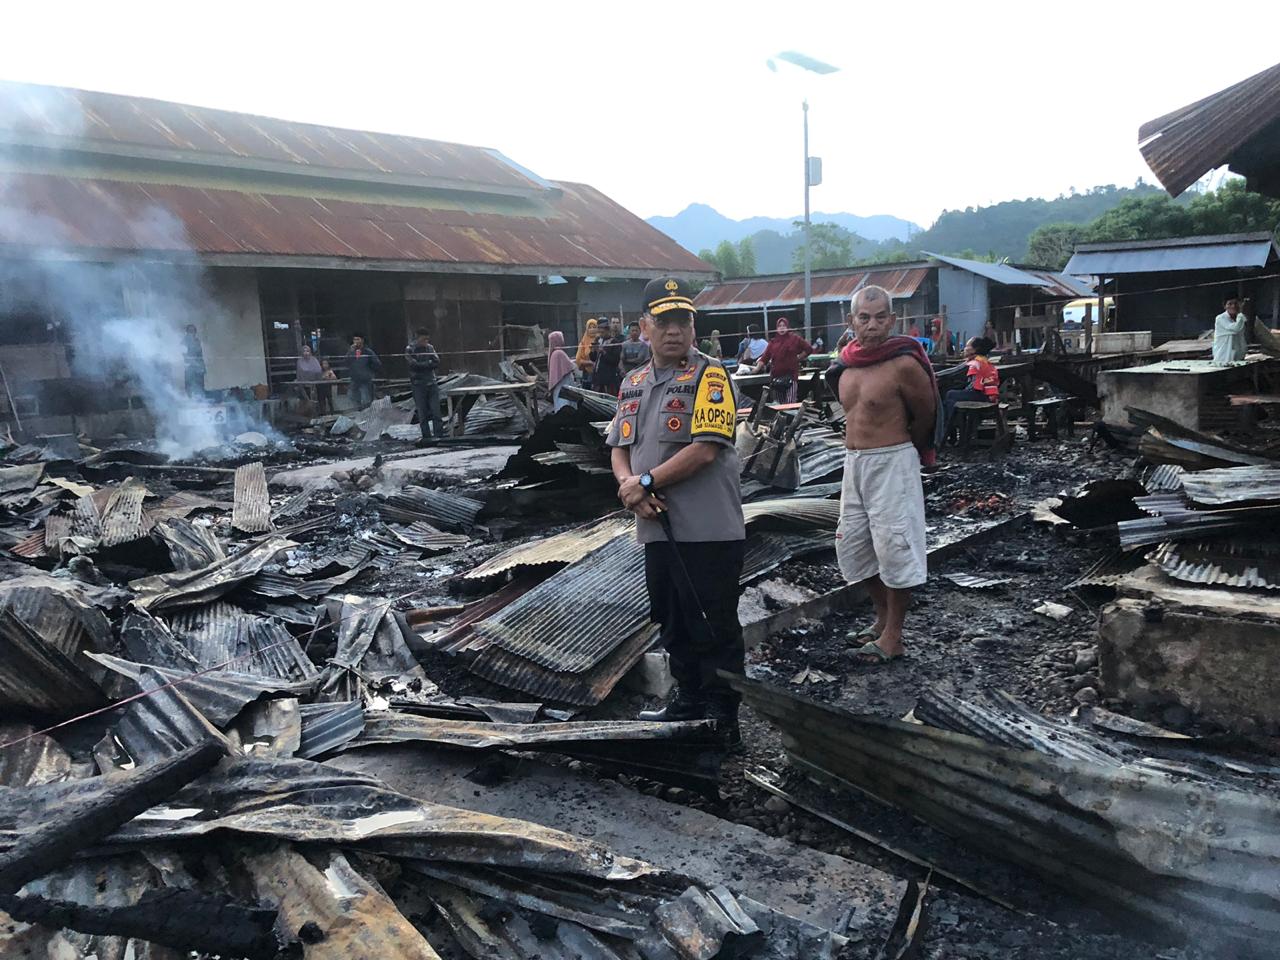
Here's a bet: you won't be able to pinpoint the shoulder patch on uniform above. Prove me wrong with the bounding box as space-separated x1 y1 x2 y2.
691 364 735 439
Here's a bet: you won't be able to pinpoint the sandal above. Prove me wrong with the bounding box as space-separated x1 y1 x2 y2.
848 625 882 643
852 640 905 665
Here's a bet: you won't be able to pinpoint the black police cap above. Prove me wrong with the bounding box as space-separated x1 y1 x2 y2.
643 276 697 317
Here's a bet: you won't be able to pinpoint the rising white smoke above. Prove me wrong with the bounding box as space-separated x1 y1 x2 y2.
0 82 265 459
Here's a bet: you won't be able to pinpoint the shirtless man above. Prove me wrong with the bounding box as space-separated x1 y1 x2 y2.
828 286 938 663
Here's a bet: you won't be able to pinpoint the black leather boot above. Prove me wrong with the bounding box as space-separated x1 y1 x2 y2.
705 695 742 749
638 686 706 722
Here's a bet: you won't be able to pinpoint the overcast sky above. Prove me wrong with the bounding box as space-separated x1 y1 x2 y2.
5 1 1279 228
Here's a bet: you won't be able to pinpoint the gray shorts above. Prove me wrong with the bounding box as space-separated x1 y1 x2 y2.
835 442 927 589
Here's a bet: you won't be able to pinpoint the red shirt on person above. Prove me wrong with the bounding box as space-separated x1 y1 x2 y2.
759 325 813 378
965 355 1000 401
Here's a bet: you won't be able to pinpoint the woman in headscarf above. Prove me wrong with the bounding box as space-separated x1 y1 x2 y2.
547 330 578 412
708 329 724 359
574 318 599 390
295 344 323 408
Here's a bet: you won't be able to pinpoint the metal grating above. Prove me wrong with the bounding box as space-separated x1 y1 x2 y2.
232 462 273 534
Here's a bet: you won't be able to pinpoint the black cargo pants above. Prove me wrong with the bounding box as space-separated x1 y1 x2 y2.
643 539 746 704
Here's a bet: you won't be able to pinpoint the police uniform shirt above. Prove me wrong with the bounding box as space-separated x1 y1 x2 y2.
606 349 745 544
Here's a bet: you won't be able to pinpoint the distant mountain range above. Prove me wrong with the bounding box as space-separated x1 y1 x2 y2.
647 203 919 254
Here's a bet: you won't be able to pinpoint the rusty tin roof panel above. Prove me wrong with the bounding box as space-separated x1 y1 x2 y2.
0 80 543 192
0 172 711 274
1138 61 1280 197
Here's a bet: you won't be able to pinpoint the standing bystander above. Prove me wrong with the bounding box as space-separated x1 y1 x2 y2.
825 286 941 665
748 318 813 403
344 335 381 409
406 328 444 443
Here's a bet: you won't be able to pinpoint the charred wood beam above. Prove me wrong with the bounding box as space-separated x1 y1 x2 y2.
0 888 286 959
0 740 226 894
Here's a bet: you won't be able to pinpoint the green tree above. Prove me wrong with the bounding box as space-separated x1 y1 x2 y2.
1083 195 1195 242
738 236 757 276
1186 178 1280 235
1026 222 1086 270
791 221 854 271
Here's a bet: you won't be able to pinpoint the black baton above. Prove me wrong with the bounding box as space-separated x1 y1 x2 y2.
654 497 715 642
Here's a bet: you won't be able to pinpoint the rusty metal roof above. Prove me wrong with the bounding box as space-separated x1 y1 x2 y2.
693 266 930 312
0 80 547 195
1138 61 1280 197
0 171 712 275
0 82 714 277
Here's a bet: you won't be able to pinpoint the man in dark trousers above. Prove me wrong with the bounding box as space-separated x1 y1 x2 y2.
407 328 444 442
607 277 746 745
344 334 381 409
593 317 625 397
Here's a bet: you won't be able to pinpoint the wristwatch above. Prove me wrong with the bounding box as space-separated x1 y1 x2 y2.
639 472 656 492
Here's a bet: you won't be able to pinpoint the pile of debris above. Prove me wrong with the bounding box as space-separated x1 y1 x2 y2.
0 427 914 958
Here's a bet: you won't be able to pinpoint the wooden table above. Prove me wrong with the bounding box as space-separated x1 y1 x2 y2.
444 382 540 437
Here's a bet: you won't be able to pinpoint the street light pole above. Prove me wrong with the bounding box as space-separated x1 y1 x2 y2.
803 99 811 341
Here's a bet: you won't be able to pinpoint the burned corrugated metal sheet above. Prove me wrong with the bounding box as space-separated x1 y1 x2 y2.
1149 537 1280 591
466 624 658 708
379 485 484 532
0 463 43 494
165 601 319 680
464 516 632 582
317 596 433 701
245 845 445 960
97 478 148 548
422 877 634 960
0 607 106 715
271 477 324 522
1066 548 1147 590
350 713 715 751
129 536 294 610
1180 465 1280 506
385 521 471 554
0 725 73 787
153 516 225 571
1118 504 1280 548
112 666 230 765
231 462 272 534
87 652 319 728
0 574 115 658
1141 463 1186 493
0 756 656 880
245 557 372 599
1138 62 1280 197
11 528 50 559
297 701 366 759
42 513 73 555
731 674 1280 958
693 266 930 312
557 384 618 419
472 533 647 673
141 490 219 532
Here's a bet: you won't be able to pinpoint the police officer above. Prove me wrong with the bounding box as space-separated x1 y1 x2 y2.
607 277 746 744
